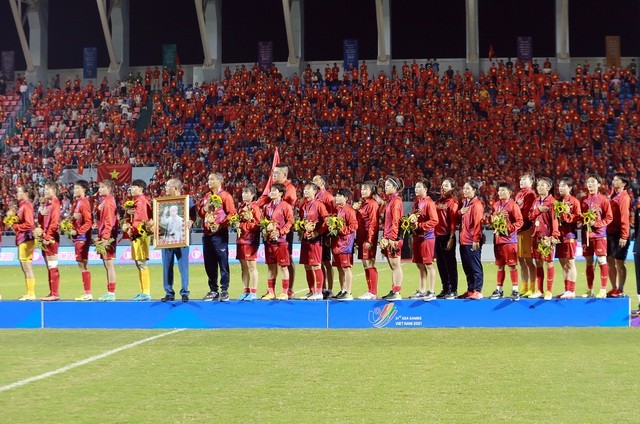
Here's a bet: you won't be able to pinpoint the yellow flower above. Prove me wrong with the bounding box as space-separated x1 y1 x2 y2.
326 216 345 237
491 214 509 236
124 200 135 209
209 194 222 209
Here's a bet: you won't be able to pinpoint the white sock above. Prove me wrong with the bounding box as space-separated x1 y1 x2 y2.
512 285 519 292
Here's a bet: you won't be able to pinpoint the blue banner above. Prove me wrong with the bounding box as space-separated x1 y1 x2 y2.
343 39 358 72
517 36 533 62
0 298 629 329
258 41 273 70
83 47 98 79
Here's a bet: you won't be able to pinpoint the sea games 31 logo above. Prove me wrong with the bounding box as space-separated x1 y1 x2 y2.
368 303 424 328
368 304 398 328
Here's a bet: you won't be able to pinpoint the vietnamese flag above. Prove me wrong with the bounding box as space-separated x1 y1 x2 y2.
261 147 280 197
488 43 495 62
97 164 132 185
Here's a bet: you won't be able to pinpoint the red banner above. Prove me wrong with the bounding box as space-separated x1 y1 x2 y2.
97 164 132 185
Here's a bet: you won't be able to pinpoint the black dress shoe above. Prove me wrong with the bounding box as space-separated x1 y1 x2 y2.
161 295 175 302
181 295 189 302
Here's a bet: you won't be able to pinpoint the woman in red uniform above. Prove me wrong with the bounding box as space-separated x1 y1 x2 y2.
434 178 459 299
96 179 119 301
458 180 485 299
354 181 380 299
409 179 438 301
13 185 37 300
380 176 404 301
36 180 61 301
298 183 328 300
70 180 94 301
236 185 262 301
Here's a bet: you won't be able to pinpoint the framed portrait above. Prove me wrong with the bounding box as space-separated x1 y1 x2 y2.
153 195 190 249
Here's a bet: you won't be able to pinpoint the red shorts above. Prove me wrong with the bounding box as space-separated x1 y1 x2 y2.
382 239 403 259
332 253 353 268
300 241 322 266
100 243 117 261
412 237 435 264
582 238 607 258
236 244 258 261
42 241 59 257
265 242 290 266
531 236 554 262
356 241 377 260
555 239 577 259
494 243 518 266
75 240 90 261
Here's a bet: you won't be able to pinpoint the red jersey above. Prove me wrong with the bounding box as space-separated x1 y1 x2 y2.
130 194 152 238
14 199 35 246
515 188 536 231
434 194 459 237
529 195 560 238
580 193 613 239
607 189 631 239
413 195 438 240
383 194 403 240
557 194 581 242
198 189 236 236
256 179 297 207
332 204 358 255
298 198 329 240
355 197 379 244
236 202 262 246
97 194 118 241
72 196 93 242
492 198 523 245
316 188 336 214
263 200 294 244
38 197 61 243
459 196 484 245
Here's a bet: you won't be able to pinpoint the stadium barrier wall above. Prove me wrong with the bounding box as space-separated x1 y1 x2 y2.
0 298 630 329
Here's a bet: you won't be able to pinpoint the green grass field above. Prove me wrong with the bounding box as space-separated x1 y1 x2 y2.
0 263 638 423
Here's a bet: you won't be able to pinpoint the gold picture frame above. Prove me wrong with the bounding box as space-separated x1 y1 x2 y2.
153 195 190 249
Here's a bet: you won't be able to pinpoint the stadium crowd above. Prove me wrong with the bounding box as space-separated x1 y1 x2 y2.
0 58 639 305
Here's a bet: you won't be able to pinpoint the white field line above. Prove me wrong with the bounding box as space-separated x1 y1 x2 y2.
0 329 185 393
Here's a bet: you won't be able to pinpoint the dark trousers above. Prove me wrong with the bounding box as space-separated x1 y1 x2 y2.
435 235 458 292
162 247 190 296
460 244 483 292
203 233 230 292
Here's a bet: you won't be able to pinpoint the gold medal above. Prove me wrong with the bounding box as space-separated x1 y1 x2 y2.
535 221 540 227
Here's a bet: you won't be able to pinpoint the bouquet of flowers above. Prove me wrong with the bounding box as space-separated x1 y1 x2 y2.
581 208 598 246
123 199 135 210
379 237 399 256
137 219 155 240
491 213 509 236
33 226 45 249
94 238 114 256
238 206 254 222
260 218 279 242
293 218 309 238
400 212 419 237
208 194 222 209
326 216 345 237
554 201 570 223
227 213 241 238
3 209 18 229
536 236 558 259
59 218 74 238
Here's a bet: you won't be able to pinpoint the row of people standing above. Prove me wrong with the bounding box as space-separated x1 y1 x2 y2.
3 166 635 306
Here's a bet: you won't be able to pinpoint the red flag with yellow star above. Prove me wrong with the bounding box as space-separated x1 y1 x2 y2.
97 164 132 185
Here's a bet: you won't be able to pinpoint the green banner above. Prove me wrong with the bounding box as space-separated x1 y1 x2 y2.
162 44 177 70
